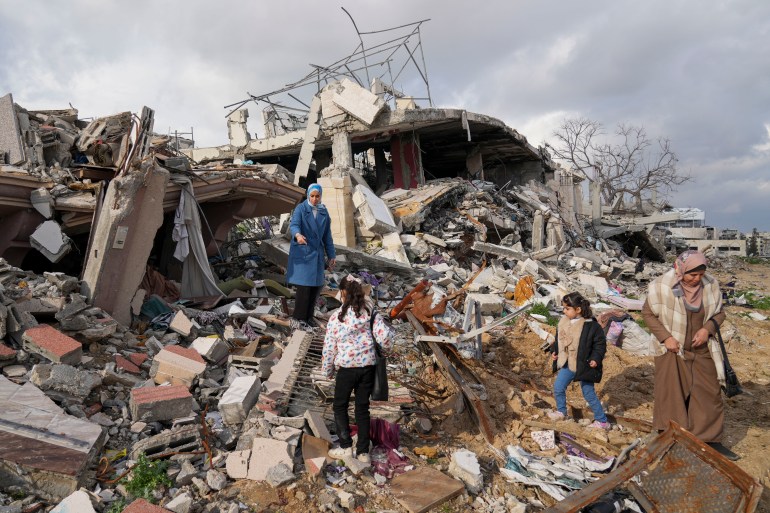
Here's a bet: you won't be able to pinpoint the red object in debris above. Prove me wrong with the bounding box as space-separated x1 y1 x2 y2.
128 353 149 366
163 344 206 364
115 355 141 374
83 403 103 416
121 498 173 513
131 385 192 405
0 343 17 360
22 324 82 364
390 279 430 320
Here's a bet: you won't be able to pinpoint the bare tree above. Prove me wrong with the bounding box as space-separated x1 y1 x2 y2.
547 118 689 212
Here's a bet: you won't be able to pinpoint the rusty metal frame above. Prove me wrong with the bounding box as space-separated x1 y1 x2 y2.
543 421 762 513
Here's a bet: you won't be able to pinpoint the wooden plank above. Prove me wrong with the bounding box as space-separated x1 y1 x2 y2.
389 466 465 513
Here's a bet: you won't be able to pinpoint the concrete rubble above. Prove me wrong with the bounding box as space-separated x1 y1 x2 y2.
1 41 767 513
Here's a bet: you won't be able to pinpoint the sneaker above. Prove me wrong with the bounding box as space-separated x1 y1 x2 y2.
547 411 567 421
587 421 611 430
707 442 740 461
356 453 371 464
328 447 353 459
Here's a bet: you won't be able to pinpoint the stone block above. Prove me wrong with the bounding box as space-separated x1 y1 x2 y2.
0 93 25 165
219 375 260 426
190 336 229 363
380 232 410 265
130 385 193 422
169 310 195 337
165 492 193 513
152 345 206 388
22 324 82 365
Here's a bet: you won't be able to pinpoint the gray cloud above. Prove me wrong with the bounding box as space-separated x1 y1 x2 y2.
1 0 767 231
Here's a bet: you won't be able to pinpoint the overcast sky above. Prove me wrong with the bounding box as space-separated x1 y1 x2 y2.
2 0 768 232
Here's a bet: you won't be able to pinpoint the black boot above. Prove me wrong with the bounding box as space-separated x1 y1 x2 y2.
707 442 740 461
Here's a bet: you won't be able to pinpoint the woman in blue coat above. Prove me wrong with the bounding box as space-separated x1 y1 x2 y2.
287 183 336 326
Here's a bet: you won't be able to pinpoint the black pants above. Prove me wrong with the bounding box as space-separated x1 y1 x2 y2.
333 366 375 454
293 285 321 322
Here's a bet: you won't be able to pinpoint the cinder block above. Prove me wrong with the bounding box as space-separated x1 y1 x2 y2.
219 375 260 426
152 345 206 388
190 336 229 363
22 324 82 365
130 385 193 422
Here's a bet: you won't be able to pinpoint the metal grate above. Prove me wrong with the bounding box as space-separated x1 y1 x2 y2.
640 442 744 513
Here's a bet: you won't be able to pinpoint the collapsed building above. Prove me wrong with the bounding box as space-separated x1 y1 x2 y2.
0 17 766 513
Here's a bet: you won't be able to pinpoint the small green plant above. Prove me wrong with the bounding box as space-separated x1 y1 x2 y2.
636 318 648 330
106 499 127 513
529 302 559 326
122 453 172 503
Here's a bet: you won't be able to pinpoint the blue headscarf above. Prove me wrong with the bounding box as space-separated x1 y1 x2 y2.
307 183 322 198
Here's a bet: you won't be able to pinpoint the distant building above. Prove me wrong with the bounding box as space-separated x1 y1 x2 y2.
657 207 747 257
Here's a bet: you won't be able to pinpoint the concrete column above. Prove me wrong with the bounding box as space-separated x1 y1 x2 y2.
227 109 250 147
81 163 170 326
591 181 602 226
532 211 544 251
331 131 353 168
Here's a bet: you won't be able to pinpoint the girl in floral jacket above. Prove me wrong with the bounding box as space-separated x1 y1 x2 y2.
322 275 393 463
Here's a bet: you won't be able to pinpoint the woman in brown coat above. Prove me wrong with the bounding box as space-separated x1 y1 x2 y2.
642 250 738 460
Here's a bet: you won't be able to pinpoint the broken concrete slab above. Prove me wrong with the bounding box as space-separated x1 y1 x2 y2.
225 450 250 479
352 184 398 234
263 329 310 395
330 78 386 126
0 375 105 500
22 324 82 365
30 363 102 400
465 293 504 316
248 438 293 481
30 220 73 263
219 375 260 426
130 384 194 423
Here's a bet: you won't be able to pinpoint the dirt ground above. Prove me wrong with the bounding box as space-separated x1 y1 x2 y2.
229 259 770 512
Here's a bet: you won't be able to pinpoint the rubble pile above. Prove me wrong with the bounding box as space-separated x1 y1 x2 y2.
1 90 766 512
